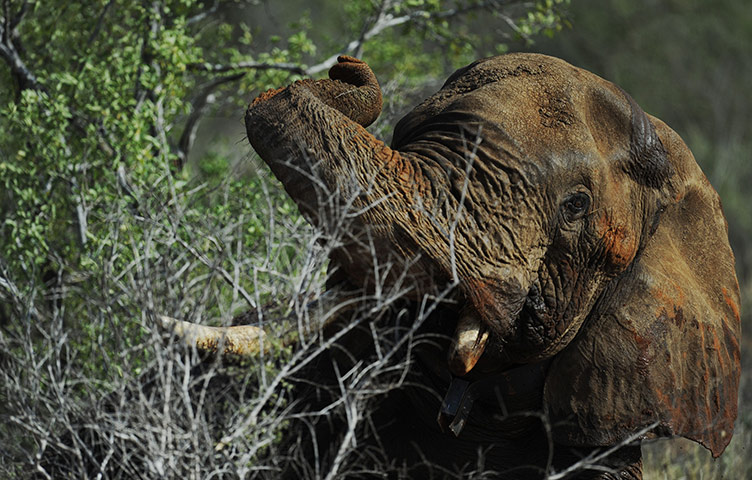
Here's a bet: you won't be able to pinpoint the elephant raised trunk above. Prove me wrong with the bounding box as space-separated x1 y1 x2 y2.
245 55 388 224
245 58 429 288
245 56 548 376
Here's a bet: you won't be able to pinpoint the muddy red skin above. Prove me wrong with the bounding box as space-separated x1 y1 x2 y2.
245 54 740 478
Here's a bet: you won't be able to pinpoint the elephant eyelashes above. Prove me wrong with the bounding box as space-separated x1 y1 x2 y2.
562 192 591 221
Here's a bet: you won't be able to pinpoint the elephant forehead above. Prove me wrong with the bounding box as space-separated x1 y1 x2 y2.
439 52 581 100
455 75 608 152
395 53 636 192
394 54 598 145
430 87 612 188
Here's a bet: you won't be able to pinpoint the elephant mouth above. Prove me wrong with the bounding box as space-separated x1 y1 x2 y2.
439 284 546 435
448 281 545 377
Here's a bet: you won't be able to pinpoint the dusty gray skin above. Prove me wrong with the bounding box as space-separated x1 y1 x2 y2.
242 54 740 478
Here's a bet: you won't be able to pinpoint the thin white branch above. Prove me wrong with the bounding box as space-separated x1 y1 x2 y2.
188 60 306 75
308 0 516 74
185 0 219 26
546 422 659 479
175 72 245 169
188 0 519 78
172 234 258 309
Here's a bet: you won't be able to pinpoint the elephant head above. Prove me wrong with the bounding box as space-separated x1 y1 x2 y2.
244 53 740 459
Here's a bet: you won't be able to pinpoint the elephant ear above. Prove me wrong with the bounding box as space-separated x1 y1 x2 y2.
545 90 741 457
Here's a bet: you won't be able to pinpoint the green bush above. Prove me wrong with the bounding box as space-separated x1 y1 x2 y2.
1 1 572 477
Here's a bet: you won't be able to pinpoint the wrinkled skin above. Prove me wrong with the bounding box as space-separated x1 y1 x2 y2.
245 54 741 478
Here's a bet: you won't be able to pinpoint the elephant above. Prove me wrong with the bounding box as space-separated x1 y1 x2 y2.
218 53 742 478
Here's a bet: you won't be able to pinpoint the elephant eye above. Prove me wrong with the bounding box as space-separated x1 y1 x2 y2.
563 192 591 220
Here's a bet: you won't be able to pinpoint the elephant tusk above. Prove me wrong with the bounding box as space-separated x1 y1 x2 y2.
158 315 269 357
447 312 490 377
157 285 362 358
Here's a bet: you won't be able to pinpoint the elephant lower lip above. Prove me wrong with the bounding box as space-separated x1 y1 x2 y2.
448 312 490 376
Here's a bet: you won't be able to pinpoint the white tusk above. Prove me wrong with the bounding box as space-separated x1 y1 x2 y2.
158 315 268 357
447 312 490 377
157 285 362 357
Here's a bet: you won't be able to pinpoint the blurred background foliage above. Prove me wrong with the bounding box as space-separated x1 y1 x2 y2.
0 0 749 477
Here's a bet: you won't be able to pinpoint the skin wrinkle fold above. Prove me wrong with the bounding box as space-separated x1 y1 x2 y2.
400 127 540 281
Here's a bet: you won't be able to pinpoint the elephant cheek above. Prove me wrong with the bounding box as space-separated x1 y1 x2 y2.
597 214 639 271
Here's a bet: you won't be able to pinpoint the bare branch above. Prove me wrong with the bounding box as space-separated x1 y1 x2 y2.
497 11 530 42
1 0 8 42
172 234 258 309
9 1 29 32
0 22 40 91
73 185 89 247
85 0 115 49
546 422 659 479
187 1 521 78
0 261 41 320
186 0 219 26
187 60 306 75
174 72 245 170
308 0 518 74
